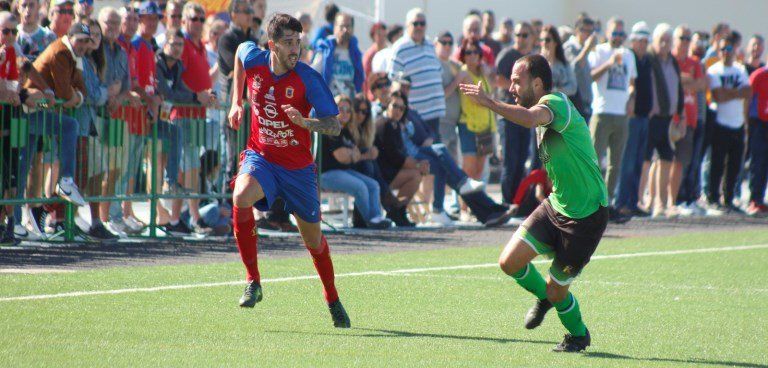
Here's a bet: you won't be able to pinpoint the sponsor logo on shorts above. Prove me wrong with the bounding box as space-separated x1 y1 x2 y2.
562 265 573 275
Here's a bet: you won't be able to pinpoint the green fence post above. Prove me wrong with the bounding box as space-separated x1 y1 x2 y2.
149 112 158 238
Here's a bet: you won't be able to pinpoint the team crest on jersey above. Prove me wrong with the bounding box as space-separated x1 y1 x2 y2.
252 75 263 91
285 87 294 99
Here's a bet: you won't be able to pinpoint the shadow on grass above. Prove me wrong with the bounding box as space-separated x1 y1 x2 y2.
585 351 767 368
266 327 557 345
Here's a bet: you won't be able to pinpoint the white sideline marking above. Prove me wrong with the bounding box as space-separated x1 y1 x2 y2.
1 243 767 302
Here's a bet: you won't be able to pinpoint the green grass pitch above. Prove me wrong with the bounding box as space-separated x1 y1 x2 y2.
1 229 767 367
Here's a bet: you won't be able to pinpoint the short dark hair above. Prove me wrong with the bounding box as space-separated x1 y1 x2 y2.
482 9 494 18
267 13 303 41
324 3 339 24
387 24 403 43
369 22 386 41
517 54 553 92
575 16 594 30
730 30 742 45
467 9 481 17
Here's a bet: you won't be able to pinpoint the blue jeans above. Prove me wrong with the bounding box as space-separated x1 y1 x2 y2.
199 202 231 228
415 144 468 212
749 119 768 204
354 157 391 200
19 111 79 182
424 118 441 143
320 169 382 222
501 120 531 204
614 116 649 210
678 120 706 204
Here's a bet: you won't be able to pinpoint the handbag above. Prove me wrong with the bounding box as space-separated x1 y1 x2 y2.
475 131 495 156
668 115 686 143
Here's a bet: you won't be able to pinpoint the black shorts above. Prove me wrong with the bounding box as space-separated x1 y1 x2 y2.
514 199 608 285
646 116 675 161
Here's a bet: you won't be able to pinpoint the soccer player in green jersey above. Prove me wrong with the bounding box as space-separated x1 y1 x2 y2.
460 54 609 352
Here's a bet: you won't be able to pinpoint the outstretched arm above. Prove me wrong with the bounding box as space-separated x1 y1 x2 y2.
282 104 341 136
459 81 552 129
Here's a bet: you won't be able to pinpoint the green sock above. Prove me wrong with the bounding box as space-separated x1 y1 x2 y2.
511 263 547 300
553 292 587 337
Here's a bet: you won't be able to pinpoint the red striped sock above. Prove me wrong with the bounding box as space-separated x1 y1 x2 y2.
233 206 260 283
306 235 339 304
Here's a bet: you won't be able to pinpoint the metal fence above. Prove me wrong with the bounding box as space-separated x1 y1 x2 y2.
0 100 254 241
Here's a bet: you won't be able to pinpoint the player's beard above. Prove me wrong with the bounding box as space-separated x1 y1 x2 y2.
281 53 299 69
513 85 536 108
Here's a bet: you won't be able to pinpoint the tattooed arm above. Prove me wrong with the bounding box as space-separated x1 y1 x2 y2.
281 104 342 136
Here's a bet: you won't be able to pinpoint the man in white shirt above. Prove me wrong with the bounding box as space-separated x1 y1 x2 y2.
706 32 751 212
588 17 636 219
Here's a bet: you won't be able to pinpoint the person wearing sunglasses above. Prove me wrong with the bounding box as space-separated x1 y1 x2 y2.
587 17 636 223
311 12 364 99
318 94 392 230
16 0 57 61
174 1 217 235
539 24 577 98
74 0 92 23
388 8 445 143
155 0 181 48
434 30 464 162
496 21 534 204
453 14 495 68
47 0 74 38
670 24 707 217
705 32 751 214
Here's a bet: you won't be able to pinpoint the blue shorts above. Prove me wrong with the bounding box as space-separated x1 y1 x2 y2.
237 149 321 223
457 123 477 154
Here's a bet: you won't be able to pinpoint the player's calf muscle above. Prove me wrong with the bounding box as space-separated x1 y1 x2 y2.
545 280 569 303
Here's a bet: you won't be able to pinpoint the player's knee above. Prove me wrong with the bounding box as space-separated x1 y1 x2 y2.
498 254 523 276
545 282 568 303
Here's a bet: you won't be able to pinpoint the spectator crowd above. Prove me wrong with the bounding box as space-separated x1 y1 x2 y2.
1 0 768 246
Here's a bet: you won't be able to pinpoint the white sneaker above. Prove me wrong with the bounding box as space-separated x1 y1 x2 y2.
123 216 145 233
458 178 485 195
689 202 707 216
18 216 44 241
676 204 694 217
104 221 128 238
56 177 86 207
430 211 454 226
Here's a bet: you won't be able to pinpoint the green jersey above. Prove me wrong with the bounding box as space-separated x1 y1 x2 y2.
535 92 608 219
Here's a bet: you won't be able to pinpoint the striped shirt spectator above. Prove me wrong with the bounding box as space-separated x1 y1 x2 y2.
388 8 445 132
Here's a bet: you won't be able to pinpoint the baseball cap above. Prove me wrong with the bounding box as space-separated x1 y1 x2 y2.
137 1 162 17
67 22 91 38
630 21 651 41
